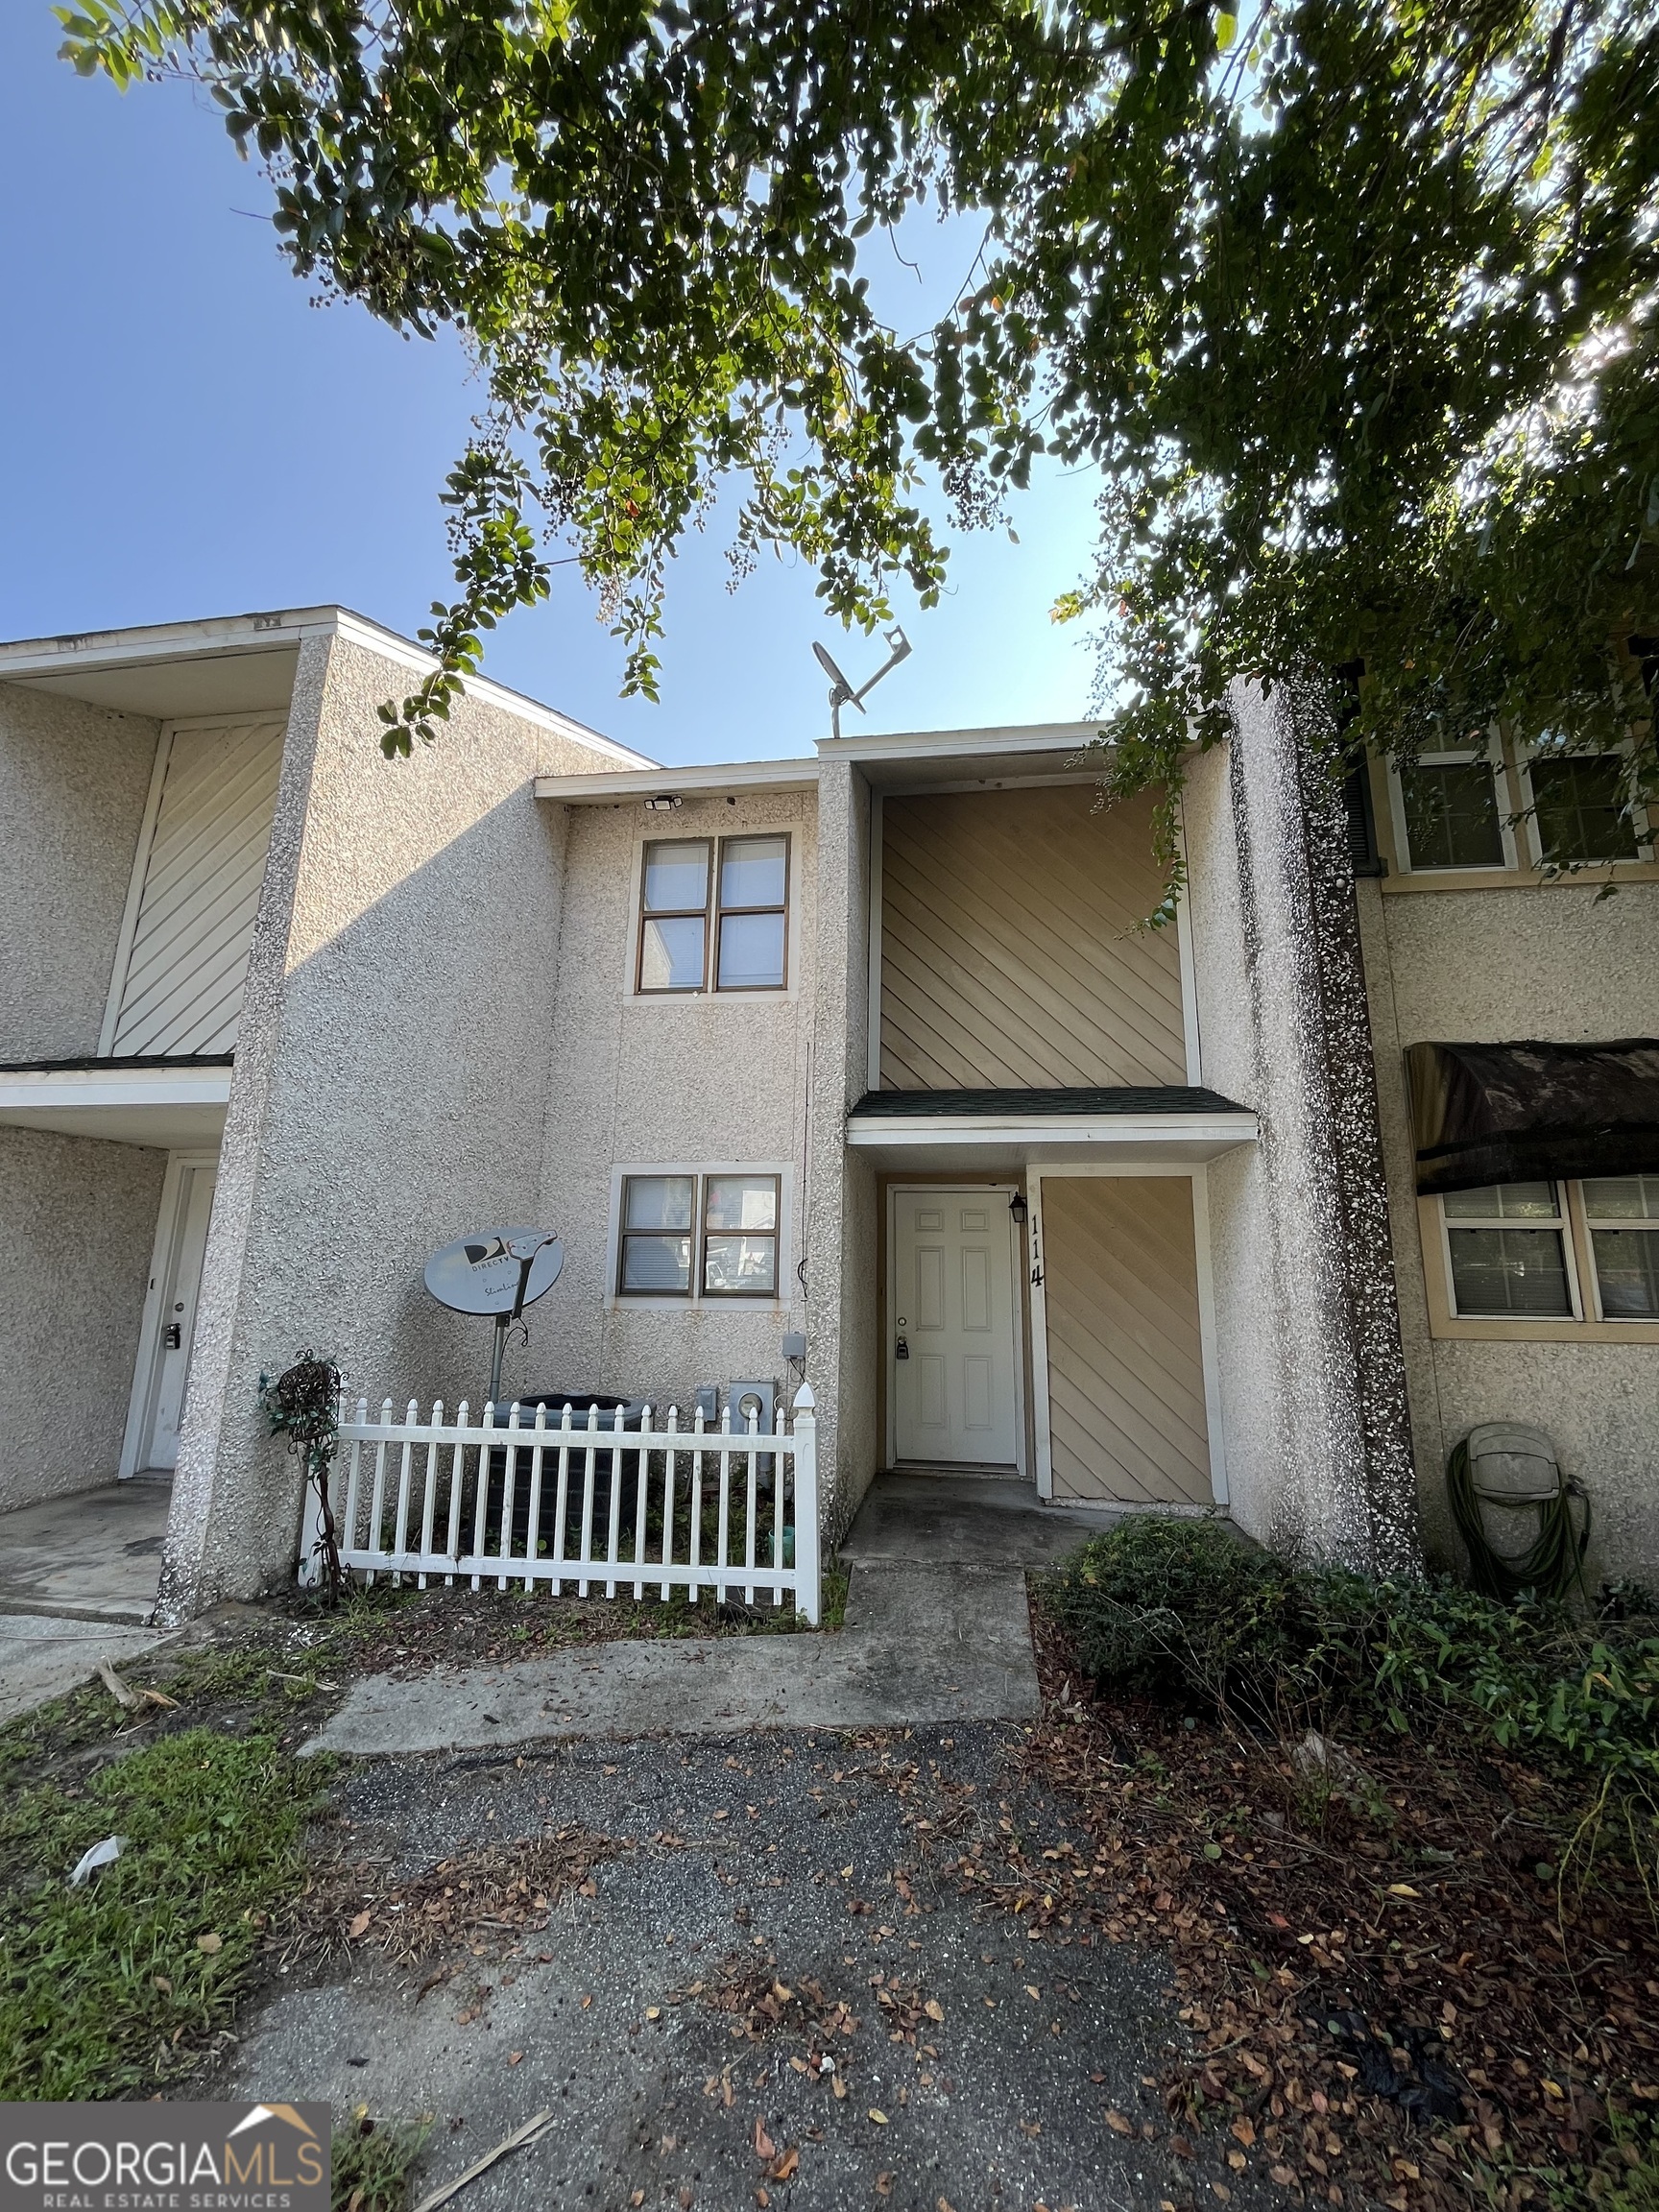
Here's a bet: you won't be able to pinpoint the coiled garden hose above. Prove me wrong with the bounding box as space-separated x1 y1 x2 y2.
1447 1436 1592 1604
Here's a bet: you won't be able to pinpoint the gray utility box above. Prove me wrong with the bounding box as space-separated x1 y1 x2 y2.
1464 1419 1562 1564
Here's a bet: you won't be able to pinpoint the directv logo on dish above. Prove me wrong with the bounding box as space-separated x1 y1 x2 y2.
0 2102 329 2212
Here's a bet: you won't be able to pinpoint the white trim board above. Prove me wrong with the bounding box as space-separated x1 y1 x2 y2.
847 1111 1257 1170
1026 1161 1228 1509
0 1064 233 1150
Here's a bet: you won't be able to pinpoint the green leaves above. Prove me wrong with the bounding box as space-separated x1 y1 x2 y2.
58 0 1659 800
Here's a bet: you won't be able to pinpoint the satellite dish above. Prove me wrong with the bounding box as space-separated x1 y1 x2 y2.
812 627 912 738
812 639 857 704
424 1227 563 1317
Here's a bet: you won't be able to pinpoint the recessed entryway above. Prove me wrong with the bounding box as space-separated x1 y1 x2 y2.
888 1185 1023 1472
121 1153 218 1477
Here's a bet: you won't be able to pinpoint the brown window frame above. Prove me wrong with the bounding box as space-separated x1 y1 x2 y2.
614 1170 782 1301
699 1171 782 1299
636 838 714 996
615 1173 698 1297
712 835 791 994
635 834 790 996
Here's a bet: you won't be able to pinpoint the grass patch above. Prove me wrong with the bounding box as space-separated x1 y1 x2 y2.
331 2113 430 2212
0 1726 328 2099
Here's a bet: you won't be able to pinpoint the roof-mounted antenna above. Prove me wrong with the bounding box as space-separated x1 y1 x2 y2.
813 627 912 740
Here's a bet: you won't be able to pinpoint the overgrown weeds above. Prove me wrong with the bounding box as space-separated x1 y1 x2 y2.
1043 1517 1659 1870
0 1726 328 2099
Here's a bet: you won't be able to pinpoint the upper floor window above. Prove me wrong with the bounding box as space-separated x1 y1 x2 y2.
1395 749 1508 871
637 834 789 993
1523 751 1646 865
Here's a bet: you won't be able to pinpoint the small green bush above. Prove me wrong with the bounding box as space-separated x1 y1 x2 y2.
1044 1518 1659 1810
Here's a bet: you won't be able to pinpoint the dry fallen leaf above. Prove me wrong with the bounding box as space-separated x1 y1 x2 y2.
752 2117 777 2161
196 1933 223 1956
868 2108 889 2126
875 2176 893 2199
347 1910 373 1940
507 2051 524 2067
768 2148 800 2182
831 2077 848 2102
1386 1883 1420 1898
1231 2118 1257 2149
152 1976 172 1996
924 1998 945 2023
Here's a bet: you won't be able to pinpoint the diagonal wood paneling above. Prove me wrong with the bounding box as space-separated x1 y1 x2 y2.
109 719 285 1056
878 783 1187 1090
1041 1175 1213 1504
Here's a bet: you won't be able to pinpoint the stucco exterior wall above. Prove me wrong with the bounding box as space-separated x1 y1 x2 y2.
1183 694 1418 1571
806 759 878 1536
160 635 633 1616
1359 876 1659 1585
0 685 161 1063
1183 739 1285 1540
0 1125 164 1509
528 783 818 1428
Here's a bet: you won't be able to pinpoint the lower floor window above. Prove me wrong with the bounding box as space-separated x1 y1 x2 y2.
617 1170 781 1298
1441 1175 1659 1321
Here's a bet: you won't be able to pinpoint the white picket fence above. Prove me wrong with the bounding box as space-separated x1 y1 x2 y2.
310 1383 821 1624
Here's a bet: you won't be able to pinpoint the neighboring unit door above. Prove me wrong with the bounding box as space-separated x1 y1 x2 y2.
1035 1174 1214 1505
891 1188 1020 1468
143 1165 218 1471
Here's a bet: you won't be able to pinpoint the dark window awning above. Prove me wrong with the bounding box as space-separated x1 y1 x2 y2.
1407 1040 1659 1194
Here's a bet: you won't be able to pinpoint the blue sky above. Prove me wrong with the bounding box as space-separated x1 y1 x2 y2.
0 8 1106 762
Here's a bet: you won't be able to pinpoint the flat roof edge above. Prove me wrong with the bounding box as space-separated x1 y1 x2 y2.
536 757 819 803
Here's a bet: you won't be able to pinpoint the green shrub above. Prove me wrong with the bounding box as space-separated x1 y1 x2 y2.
1043 1518 1659 1810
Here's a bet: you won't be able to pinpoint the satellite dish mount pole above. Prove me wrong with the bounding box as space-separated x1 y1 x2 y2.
490 1240 553 1407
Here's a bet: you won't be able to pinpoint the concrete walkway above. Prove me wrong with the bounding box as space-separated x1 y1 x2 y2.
0 1474 175 1720
304 1561 1040 1757
303 1472 1130 1758
0 1471 171 1623
841 1472 1125 1568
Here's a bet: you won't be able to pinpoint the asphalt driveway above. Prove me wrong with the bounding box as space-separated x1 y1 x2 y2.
226 1721 1207 2212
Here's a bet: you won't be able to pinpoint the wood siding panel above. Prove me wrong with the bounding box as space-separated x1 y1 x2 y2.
1041 1175 1213 1504
110 719 285 1056
879 783 1186 1089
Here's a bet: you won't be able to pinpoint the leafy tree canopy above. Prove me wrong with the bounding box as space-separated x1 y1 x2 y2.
60 0 1659 867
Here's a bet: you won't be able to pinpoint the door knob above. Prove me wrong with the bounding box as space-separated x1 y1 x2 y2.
895 1336 909 1360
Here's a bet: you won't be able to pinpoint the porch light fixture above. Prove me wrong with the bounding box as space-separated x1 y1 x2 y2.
1009 1191 1028 1226
643 794 683 812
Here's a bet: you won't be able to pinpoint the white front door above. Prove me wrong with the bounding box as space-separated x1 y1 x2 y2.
144 1164 217 1470
891 1188 1021 1468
